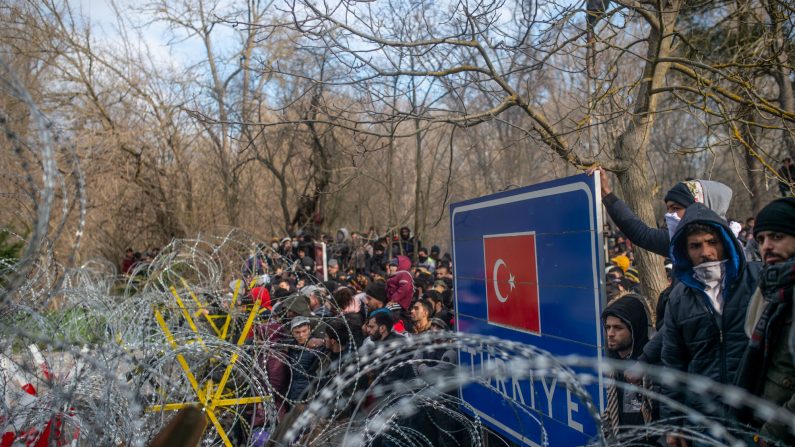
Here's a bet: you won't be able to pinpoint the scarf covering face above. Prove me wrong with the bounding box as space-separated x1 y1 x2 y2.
665 212 682 240
692 260 727 289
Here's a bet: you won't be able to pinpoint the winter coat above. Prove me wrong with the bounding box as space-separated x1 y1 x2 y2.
249 286 272 309
386 255 414 310
603 294 650 361
285 342 326 402
602 295 657 429
417 256 436 274
638 283 674 365
333 228 352 268
343 311 365 347
602 180 732 257
660 203 761 422
735 257 795 444
374 332 414 387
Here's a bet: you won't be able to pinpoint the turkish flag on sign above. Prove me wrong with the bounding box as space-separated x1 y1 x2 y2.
484 233 541 334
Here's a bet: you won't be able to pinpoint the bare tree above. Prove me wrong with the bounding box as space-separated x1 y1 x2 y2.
263 0 795 300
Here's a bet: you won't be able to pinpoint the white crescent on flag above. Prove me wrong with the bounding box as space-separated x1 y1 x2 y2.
492 258 516 303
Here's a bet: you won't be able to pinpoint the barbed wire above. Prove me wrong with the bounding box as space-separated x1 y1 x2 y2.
1 54 794 447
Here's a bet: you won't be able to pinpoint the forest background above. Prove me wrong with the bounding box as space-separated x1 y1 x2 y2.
1 0 793 301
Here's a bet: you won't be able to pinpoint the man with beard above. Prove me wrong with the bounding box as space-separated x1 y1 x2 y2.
661 203 761 447
601 294 657 442
366 311 400 343
365 311 411 384
736 198 795 445
365 281 408 333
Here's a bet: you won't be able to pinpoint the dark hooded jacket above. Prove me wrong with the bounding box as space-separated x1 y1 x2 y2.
660 203 761 422
602 294 653 428
603 294 650 361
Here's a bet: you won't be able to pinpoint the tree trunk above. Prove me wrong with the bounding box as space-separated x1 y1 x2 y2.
610 2 681 312
413 116 423 262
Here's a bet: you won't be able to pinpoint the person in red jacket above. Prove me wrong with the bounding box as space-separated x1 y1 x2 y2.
249 275 272 309
386 256 414 311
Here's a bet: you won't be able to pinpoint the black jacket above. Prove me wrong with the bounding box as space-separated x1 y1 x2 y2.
603 181 733 258
602 295 655 428
660 204 761 421
603 193 669 257
638 282 675 365
603 294 650 361
285 342 326 402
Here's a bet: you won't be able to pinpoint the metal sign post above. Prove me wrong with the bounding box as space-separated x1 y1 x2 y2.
451 174 606 446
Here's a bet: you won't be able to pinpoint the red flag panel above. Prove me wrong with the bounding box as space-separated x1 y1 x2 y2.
484 232 541 334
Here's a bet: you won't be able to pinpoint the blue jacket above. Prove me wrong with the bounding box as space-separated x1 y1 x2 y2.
660 203 761 421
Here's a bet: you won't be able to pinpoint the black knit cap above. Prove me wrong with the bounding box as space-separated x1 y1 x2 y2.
365 282 388 303
663 182 696 208
754 197 795 237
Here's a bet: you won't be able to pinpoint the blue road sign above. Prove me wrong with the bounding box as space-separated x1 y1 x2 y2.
451 174 606 446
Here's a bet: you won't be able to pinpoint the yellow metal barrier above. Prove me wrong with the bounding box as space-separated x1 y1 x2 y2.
146 278 269 447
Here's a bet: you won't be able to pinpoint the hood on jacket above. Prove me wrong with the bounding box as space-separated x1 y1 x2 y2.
601 294 649 359
336 228 350 243
670 203 744 291
697 180 732 220
394 255 412 272
665 180 732 219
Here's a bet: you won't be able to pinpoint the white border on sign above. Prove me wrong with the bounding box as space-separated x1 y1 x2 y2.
482 231 542 336
451 179 606 427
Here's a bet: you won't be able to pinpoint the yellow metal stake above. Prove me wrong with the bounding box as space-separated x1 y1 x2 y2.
147 284 268 447
210 301 260 409
179 277 222 336
152 309 233 446
170 287 208 351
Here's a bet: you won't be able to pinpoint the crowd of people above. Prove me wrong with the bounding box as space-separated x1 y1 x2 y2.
118 171 795 445
594 168 795 447
192 227 462 445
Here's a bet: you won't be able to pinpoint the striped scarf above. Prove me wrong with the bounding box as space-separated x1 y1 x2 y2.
749 259 795 357
603 370 654 439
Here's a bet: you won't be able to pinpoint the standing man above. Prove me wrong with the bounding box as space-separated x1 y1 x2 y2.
121 248 135 275
417 247 436 273
601 294 656 440
410 299 433 335
736 198 795 445
365 282 407 333
661 203 761 447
